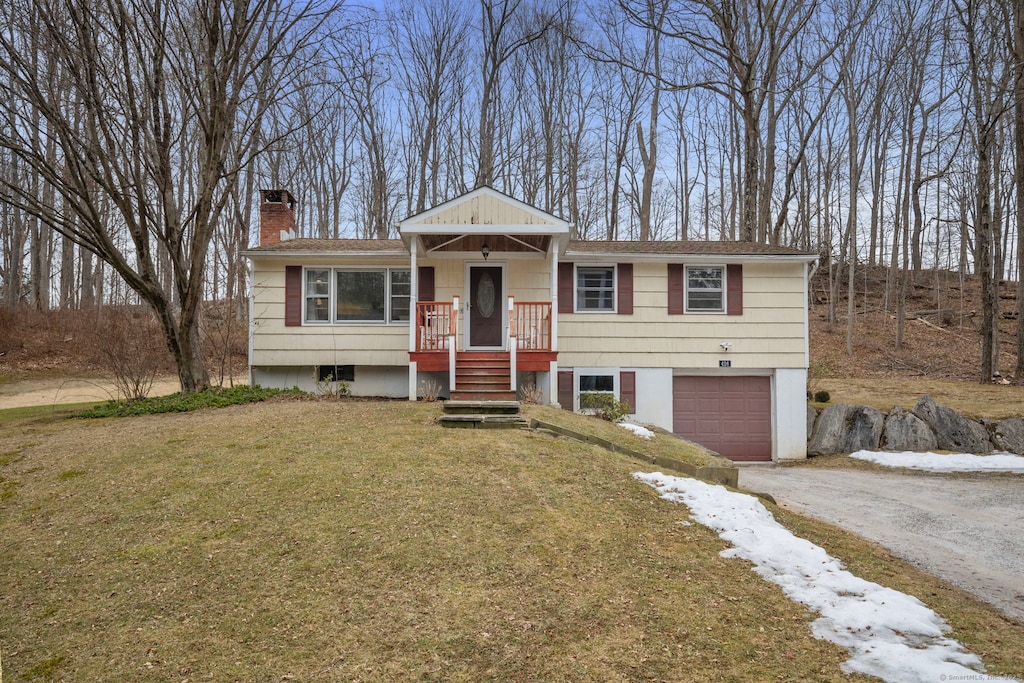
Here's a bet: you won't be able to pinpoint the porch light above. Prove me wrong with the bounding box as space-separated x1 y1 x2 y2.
481 242 490 260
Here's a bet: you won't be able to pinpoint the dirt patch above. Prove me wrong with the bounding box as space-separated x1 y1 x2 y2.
0 376 183 410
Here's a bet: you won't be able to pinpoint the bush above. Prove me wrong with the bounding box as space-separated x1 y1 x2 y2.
579 392 630 423
315 374 351 400
813 390 831 403
73 385 302 418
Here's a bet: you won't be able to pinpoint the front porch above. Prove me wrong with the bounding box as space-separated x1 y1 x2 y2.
399 187 570 403
409 298 557 400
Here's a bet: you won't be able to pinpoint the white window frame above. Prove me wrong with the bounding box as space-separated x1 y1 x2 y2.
684 265 726 313
574 367 620 412
302 266 411 325
575 264 617 313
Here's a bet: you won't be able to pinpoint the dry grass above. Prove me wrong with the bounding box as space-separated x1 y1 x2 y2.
524 404 719 468
810 377 1024 419
1 401 1021 681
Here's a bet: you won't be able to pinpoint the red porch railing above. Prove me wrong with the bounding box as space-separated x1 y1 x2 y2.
513 302 551 351
415 301 455 351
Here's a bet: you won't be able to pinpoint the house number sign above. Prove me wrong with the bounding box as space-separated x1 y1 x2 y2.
719 360 731 367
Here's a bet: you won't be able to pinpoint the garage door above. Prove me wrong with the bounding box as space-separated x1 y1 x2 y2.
673 376 771 462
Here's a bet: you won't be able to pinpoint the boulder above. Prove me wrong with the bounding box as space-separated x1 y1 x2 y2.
808 403 851 456
807 404 818 441
883 407 937 452
807 403 884 455
912 395 992 454
985 416 1024 454
844 405 885 452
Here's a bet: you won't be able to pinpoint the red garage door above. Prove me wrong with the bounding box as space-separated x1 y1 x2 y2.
673 376 772 462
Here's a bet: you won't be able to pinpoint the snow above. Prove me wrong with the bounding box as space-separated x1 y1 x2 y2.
633 472 1021 683
850 450 1024 473
619 422 654 439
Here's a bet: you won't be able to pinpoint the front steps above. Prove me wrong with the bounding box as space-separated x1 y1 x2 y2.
439 400 528 429
450 351 516 401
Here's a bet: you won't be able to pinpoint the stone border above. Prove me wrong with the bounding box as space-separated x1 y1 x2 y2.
529 418 738 488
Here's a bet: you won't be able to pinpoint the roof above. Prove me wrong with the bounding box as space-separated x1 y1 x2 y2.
244 237 817 261
566 240 815 257
243 238 406 256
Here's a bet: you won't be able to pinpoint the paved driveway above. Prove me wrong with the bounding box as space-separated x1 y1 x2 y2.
739 466 1024 622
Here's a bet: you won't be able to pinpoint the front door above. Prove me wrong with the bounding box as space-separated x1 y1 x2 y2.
469 265 503 347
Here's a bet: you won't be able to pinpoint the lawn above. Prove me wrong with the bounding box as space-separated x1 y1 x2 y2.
1 401 1021 681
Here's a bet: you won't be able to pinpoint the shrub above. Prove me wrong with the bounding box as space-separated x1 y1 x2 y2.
813 390 831 403
579 392 630 423
315 374 351 400
419 379 442 402
73 385 301 418
518 382 544 405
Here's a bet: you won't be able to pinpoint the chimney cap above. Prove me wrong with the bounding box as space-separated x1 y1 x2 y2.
260 189 296 208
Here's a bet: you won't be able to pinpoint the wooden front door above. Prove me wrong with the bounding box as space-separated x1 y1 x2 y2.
469 266 503 347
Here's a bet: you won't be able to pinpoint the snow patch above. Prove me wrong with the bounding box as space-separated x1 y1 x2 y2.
634 471 1020 683
850 450 1024 473
619 422 654 439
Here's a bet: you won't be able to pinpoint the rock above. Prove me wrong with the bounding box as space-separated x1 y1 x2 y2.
807 403 851 456
986 417 1024 454
912 395 992 454
807 404 817 441
807 403 883 455
844 405 885 452
883 407 937 452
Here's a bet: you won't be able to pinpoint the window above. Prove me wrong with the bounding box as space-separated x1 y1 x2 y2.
305 269 330 322
578 373 615 412
317 364 355 382
576 266 615 312
686 266 724 312
304 267 410 324
390 270 411 322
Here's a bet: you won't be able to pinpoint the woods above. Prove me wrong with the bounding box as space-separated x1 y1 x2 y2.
1 0 1023 388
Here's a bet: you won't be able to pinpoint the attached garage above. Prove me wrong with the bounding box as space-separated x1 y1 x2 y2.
673 376 772 462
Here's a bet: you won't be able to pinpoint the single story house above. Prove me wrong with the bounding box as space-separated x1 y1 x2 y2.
243 187 817 462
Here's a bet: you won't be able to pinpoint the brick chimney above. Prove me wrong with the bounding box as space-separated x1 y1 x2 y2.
259 189 297 246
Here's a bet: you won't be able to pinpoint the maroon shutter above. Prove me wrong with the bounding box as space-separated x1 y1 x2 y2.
558 370 574 410
617 263 633 314
418 266 435 302
619 371 636 413
285 265 302 326
558 262 574 314
667 263 684 314
727 264 743 315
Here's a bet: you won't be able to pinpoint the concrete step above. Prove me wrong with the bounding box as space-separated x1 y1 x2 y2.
444 400 521 415
439 414 529 429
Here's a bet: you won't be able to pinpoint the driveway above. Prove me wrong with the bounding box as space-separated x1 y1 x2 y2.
739 465 1024 623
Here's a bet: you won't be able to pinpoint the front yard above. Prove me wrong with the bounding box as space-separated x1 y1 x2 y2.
0 401 1021 681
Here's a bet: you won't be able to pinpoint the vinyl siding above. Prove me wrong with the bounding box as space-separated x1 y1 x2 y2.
558 261 807 368
251 257 410 367
412 194 556 226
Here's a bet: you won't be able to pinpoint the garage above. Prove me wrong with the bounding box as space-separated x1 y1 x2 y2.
673 376 772 462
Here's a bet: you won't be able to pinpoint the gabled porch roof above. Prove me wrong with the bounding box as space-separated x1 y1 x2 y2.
399 186 571 257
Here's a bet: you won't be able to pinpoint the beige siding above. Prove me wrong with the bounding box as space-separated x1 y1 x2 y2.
414 194 554 225
559 261 807 369
251 257 409 367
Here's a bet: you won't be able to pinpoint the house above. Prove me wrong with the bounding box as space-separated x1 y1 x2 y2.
243 187 817 462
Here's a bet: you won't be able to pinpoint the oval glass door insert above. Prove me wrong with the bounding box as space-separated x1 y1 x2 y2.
477 273 496 318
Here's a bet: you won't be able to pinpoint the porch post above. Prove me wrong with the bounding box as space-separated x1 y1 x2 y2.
549 245 560 406
408 239 418 400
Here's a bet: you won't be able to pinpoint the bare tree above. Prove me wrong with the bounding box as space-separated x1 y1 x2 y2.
0 0 335 393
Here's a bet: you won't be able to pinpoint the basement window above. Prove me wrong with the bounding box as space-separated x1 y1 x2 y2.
317 365 355 382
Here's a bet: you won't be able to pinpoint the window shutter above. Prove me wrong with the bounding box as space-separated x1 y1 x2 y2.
418 266 435 302
667 263 684 314
285 266 302 327
617 263 633 314
558 262 574 314
558 370 574 410
727 264 743 315
619 371 636 413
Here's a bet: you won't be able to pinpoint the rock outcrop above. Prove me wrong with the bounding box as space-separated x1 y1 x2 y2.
882 407 938 452
912 395 992 454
